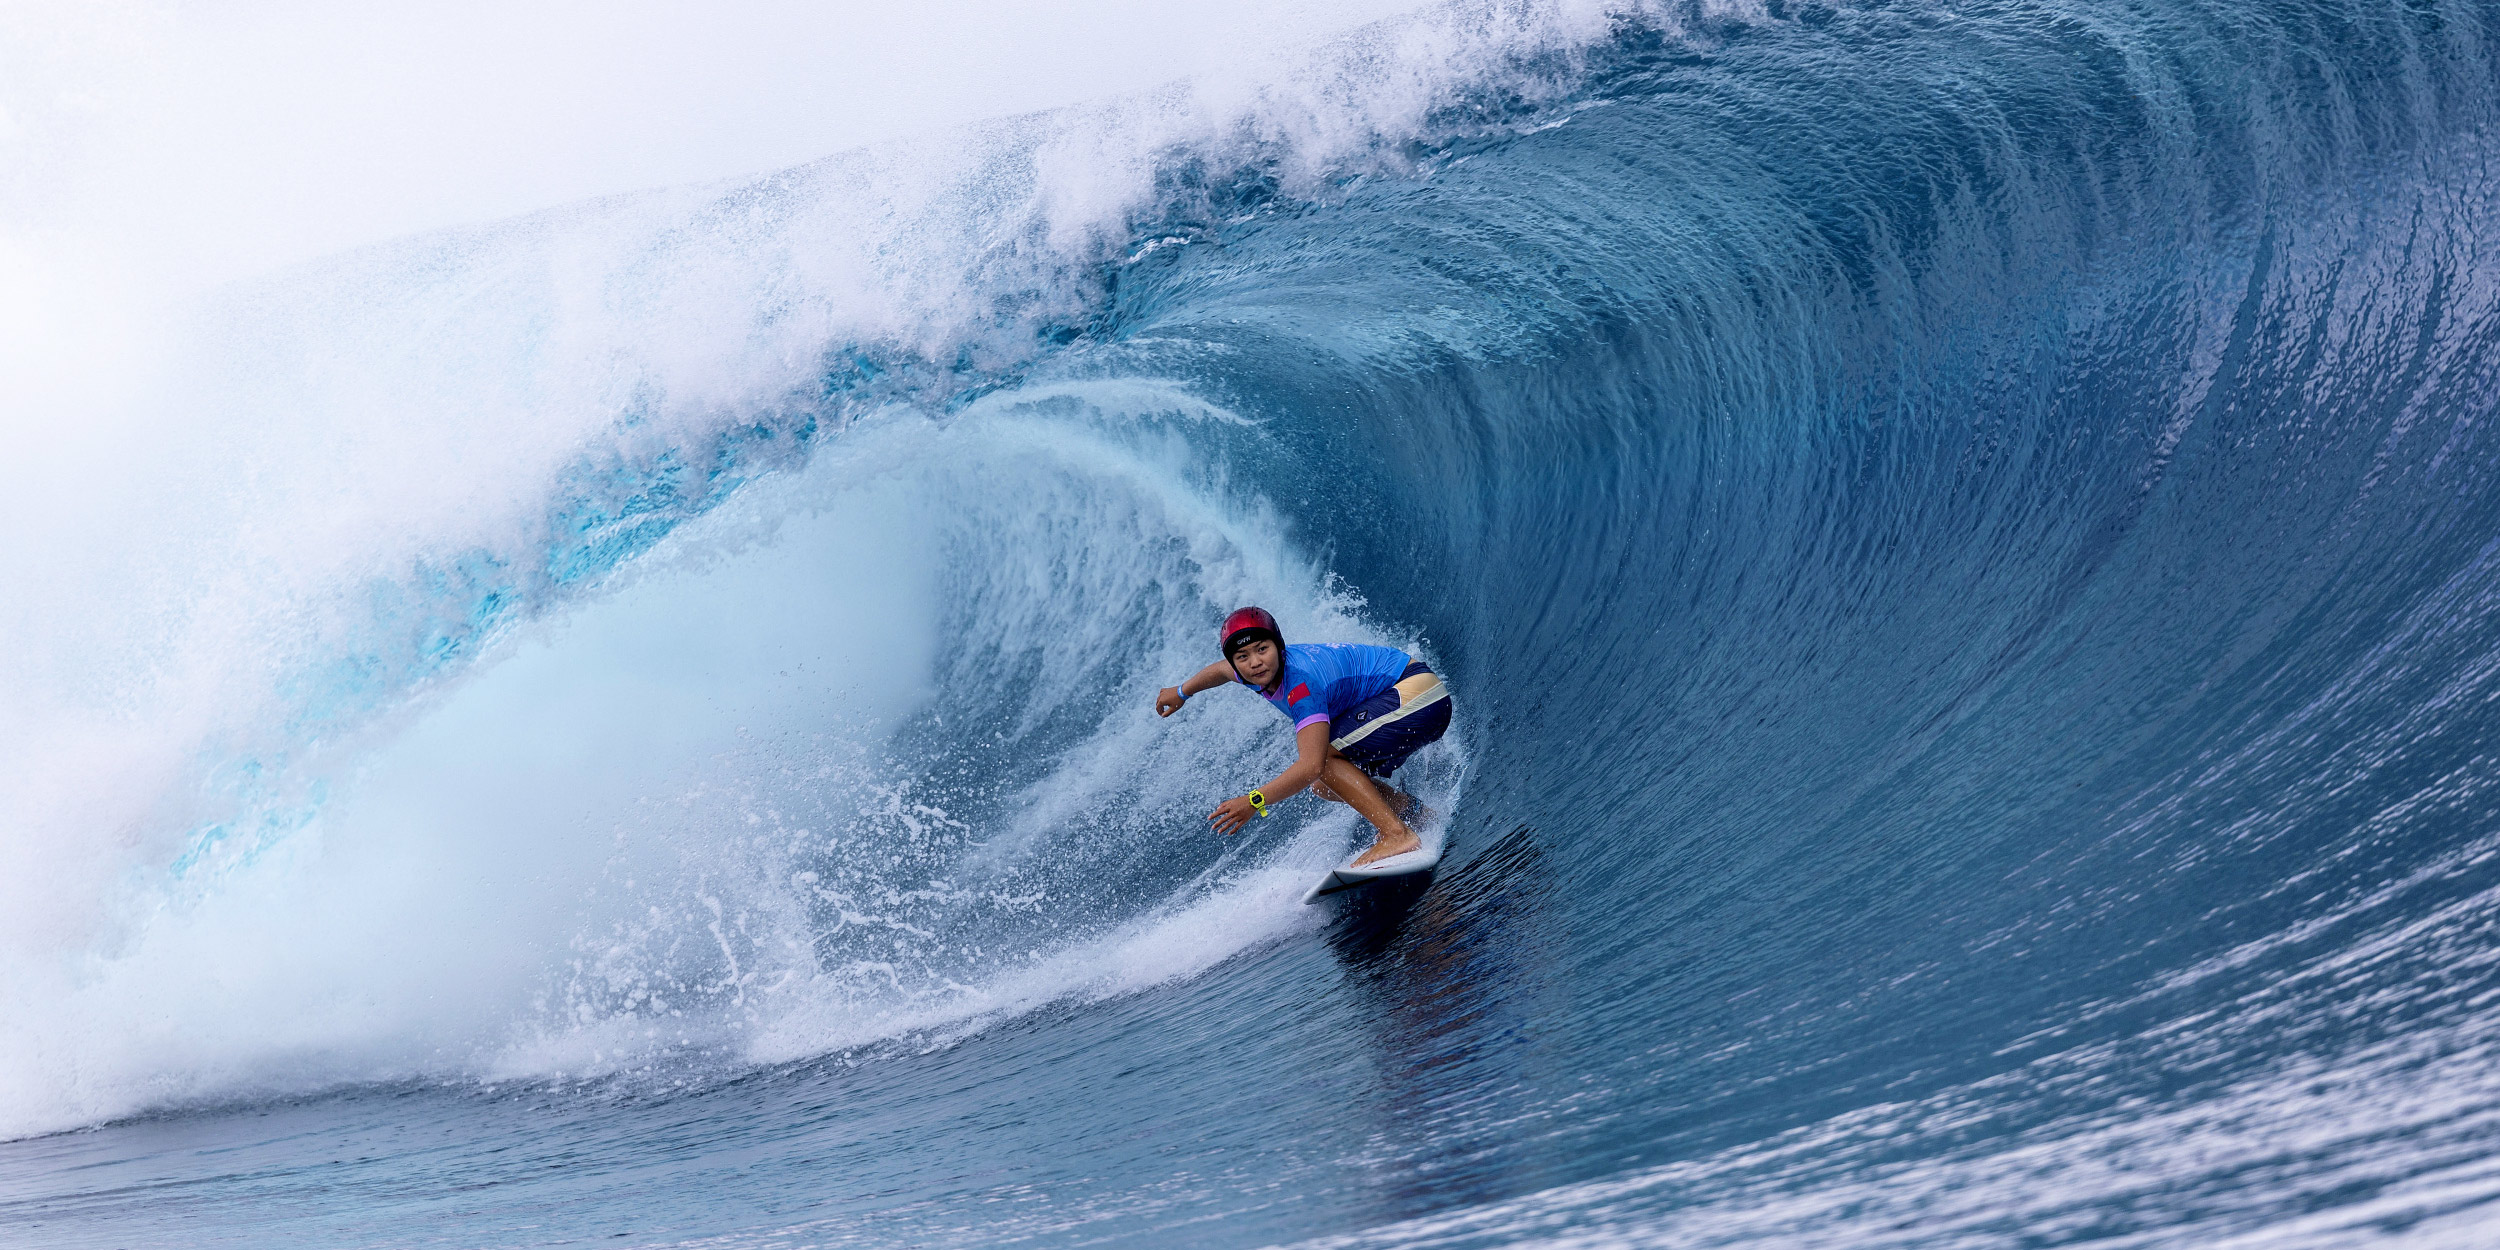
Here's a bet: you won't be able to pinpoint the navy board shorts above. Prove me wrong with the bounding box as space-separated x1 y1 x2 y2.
1328 661 1453 779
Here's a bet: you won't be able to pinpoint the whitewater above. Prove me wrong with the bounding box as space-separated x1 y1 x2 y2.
7 0 2500 1245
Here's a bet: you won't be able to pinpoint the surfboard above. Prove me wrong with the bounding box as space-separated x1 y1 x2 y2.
1301 836 1443 904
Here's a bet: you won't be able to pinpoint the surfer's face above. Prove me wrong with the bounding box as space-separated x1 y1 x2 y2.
1230 638 1281 688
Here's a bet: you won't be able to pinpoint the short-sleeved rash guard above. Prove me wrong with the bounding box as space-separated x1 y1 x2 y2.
1247 642 1414 732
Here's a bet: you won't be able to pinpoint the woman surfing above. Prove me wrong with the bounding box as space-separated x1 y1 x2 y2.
1156 608 1452 867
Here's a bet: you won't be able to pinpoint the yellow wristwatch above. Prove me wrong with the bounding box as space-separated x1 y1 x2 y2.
1246 790 1270 817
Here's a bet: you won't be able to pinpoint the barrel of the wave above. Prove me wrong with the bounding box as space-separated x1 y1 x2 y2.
1156 607 1452 900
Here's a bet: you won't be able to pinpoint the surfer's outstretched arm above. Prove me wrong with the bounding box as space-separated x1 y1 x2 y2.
1156 659 1237 717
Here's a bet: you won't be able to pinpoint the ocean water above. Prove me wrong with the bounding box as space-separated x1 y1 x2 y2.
6 0 2500 1245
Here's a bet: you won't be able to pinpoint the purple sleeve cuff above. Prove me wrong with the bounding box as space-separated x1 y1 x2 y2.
1293 713 1330 732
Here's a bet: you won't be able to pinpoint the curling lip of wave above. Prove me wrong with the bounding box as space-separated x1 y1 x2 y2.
0 0 1678 1056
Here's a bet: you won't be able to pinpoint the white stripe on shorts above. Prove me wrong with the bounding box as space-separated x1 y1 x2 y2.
1330 672 1450 752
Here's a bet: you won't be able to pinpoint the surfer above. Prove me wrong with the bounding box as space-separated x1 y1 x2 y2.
1156 607 1452 867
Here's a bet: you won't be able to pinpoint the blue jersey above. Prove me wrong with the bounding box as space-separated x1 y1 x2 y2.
1247 643 1414 732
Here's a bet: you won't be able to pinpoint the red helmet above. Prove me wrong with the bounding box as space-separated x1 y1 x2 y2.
1220 606 1282 659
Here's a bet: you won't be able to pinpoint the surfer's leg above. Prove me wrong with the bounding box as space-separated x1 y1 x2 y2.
1379 782 1421 819
1388 787 1439 831
1338 781 1424 822
1312 754 1415 816
1325 678 1450 822
1319 754 1420 867
1311 773 1397 807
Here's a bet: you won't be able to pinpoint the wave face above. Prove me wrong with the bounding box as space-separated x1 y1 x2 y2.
8 0 2500 1245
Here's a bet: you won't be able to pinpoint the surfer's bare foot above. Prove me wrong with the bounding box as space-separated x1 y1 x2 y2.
1353 825 1421 867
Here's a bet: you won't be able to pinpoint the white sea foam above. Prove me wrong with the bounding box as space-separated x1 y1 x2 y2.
0 0 1664 1139
0 387 1453 1137
484 402 1461 1082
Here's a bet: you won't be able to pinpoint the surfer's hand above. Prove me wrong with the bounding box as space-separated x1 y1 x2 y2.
1210 795 1259 835
1157 687 1187 717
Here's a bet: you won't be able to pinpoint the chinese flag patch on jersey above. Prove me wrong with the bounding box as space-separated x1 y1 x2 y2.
1287 683 1311 705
